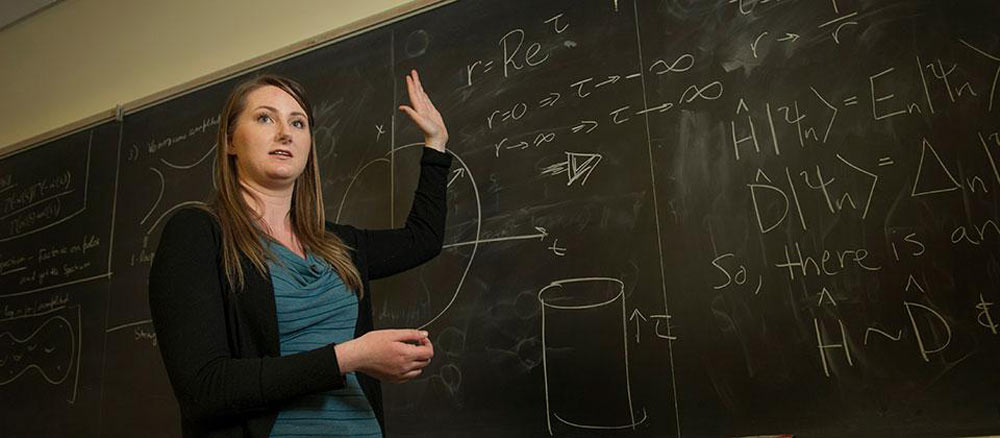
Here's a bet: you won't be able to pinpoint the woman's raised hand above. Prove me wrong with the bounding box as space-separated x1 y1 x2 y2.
399 70 449 152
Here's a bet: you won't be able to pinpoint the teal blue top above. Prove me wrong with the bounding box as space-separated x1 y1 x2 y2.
266 240 382 438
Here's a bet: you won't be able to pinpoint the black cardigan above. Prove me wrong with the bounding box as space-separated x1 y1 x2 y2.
148 147 452 438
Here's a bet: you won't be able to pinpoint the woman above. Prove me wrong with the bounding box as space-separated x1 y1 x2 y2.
148 70 451 438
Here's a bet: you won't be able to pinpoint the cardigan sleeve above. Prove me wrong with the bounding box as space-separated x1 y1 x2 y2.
335 147 452 280
148 208 345 423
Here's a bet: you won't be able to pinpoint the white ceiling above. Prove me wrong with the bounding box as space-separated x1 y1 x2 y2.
0 0 61 32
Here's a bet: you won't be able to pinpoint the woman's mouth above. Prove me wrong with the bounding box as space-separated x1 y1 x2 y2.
269 149 293 158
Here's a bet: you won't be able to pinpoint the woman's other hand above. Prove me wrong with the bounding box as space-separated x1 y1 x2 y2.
399 69 448 152
335 329 434 383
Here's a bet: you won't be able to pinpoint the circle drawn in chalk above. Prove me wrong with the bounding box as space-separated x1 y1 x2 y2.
334 144 481 330
405 30 430 58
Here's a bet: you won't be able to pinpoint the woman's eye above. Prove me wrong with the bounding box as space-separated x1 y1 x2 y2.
256 114 272 123
292 120 306 129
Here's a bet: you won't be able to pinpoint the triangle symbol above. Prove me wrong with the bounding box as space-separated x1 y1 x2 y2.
817 287 837 306
737 98 749 114
905 274 926 293
566 152 602 186
911 138 961 197
754 168 773 183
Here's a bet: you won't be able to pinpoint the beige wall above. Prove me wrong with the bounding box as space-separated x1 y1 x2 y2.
0 0 416 152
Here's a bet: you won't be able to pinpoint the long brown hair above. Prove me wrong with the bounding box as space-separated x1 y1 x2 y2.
206 74 363 296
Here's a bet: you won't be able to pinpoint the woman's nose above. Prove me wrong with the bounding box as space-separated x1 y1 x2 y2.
275 126 292 144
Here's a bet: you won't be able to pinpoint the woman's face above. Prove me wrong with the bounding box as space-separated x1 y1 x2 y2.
229 85 311 190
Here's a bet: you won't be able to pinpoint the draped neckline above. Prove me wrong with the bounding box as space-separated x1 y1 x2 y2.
265 239 339 289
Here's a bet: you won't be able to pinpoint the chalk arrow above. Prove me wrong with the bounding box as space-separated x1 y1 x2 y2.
505 141 530 150
630 309 647 343
447 168 466 187
441 228 550 249
777 33 800 43
538 92 560 108
595 75 621 88
571 120 598 134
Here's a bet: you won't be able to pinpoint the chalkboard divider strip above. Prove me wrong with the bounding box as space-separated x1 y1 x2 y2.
2 0 453 157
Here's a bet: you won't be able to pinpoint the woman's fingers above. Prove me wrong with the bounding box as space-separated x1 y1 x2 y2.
410 70 439 116
399 105 435 135
398 368 423 382
418 336 434 358
396 356 430 382
398 104 416 120
405 74 420 112
409 344 434 362
405 71 424 113
412 69 422 91
354 329 438 383
401 69 448 151
412 70 431 111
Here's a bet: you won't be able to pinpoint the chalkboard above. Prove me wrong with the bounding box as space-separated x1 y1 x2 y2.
2 0 1000 436
0 122 120 436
